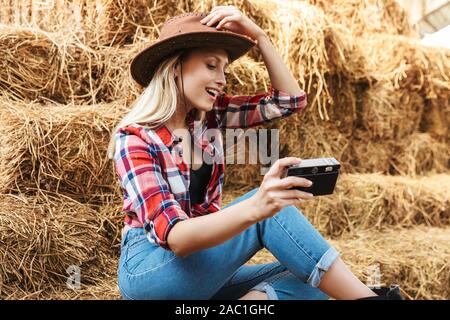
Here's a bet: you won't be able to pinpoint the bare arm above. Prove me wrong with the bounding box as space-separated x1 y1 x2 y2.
255 33 304 96
168 158 315 258
167 196 260 258
201 6 303 96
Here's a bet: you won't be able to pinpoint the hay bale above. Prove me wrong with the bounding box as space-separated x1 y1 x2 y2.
0 0 180 47
192 0 350 121
270 1 339 116
1 271 120 300
332 227 450 300
308 0 418 38
222 122 274 188
0 192 115 296
92 44 143 104
0 24 144 104
247 226 450 299
224 164 263 188
360 81 424 140
44 271 120 300
346 37 449 142
343 34 449 99
345 129 449 175
391 133 449 176
278 75 356 171
343 131 395 174
301 173 450 237
0 24 98 103
224 55 270 95
420 98 450 141
0 97 128 203
420 46 450 101
343 34 427 88
224 173 450 238
279 119 353 171
96 199 127 252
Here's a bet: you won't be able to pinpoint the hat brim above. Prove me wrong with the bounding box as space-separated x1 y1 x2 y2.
130 31 257 87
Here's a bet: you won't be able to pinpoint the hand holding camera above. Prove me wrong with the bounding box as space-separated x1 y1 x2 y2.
285 157 340 196
249 157 315 222
249 157 341 222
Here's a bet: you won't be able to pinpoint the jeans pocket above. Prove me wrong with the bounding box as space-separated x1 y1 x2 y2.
122 236 177 277
127 235 148 250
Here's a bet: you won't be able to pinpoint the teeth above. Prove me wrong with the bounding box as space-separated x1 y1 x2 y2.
206 88 218 97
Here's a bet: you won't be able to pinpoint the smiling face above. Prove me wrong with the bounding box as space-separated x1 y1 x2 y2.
174 47 230 113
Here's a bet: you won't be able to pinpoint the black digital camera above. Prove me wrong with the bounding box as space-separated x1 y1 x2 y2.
286 157 341 196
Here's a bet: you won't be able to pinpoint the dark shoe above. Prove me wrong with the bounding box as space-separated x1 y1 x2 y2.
358 285 405 300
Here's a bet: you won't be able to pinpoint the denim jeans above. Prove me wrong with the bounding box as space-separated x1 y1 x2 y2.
117 187 340 300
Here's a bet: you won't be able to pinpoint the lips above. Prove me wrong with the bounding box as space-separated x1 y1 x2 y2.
205 88 217 98
205 88 214 97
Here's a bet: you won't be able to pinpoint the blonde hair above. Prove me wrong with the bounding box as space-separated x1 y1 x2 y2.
107 49 206 160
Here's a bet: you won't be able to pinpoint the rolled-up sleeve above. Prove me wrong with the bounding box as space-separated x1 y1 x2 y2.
213 83 307 129
114 132 190 251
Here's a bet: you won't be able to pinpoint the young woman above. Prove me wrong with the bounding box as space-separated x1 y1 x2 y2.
107 7 402 300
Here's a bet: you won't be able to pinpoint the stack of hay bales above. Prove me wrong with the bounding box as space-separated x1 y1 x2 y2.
0 24 146 104
221 0 450 300
0 0 448 299
0 0 178 47
309 0 418 37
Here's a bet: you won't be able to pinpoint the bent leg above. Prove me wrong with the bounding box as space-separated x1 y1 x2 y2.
210 262 286 300
249 271 329 300
251 192 340 287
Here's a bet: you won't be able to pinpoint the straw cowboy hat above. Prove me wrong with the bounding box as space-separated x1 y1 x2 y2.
130 12 257 87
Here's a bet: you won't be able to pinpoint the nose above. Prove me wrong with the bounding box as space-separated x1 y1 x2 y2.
216 73 226 87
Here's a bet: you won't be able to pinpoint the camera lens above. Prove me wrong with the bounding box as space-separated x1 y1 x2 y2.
312 166 318 174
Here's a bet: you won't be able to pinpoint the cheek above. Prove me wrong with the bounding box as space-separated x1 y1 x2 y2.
188 73 211 94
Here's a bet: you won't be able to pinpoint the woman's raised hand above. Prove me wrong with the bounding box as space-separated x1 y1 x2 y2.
249 157 314 222
199 5 266 42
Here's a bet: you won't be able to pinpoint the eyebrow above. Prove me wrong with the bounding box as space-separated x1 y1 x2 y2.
207 55 229 66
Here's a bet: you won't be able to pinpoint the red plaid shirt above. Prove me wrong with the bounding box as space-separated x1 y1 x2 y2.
113 84 307 250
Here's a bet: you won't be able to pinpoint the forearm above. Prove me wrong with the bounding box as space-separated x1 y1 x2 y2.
167 197 261 258
256 33 303 95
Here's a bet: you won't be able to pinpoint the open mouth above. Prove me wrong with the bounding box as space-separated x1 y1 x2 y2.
205 88 217 99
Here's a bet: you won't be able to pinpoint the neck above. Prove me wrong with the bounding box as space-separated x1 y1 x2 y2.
166 107 190 131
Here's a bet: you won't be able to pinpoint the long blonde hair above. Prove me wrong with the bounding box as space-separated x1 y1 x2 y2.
107 48 206 160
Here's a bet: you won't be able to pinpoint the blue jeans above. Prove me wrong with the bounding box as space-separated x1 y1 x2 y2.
117 187 340 300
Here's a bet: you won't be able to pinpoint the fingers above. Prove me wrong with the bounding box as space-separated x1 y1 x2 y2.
200 12 222 26
271 189 314 200
265 157 302 178
278 176 313 189
216 16 233 29
200 8 228 25
201 5 238 26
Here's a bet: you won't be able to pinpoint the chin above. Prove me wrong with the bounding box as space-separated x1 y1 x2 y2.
199 103 214 112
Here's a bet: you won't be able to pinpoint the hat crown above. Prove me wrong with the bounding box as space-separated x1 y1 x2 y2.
159 12 213 41
130 12 257 87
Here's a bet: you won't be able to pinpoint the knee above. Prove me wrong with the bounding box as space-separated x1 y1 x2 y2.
278 204 305 219
238 290 269 300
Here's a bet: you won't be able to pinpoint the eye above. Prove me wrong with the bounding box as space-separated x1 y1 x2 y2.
207 64 216 69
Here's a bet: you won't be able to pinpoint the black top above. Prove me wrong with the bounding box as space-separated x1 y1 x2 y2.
189 162 213 204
